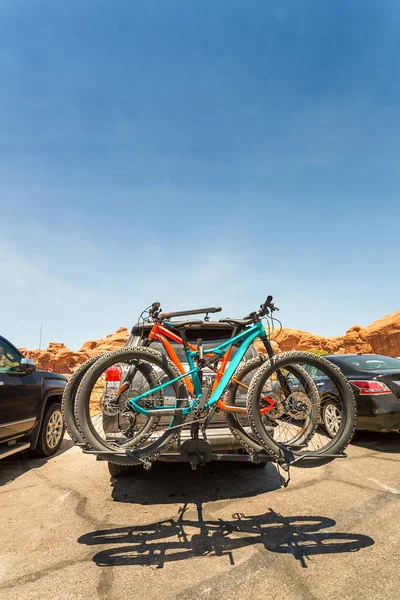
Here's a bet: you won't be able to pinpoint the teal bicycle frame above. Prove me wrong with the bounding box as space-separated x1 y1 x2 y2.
128 320 266 417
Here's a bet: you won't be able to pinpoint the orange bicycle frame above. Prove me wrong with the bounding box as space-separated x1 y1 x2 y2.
147 323 276 414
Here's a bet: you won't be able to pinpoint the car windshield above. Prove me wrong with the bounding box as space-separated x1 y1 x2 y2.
339 355 400 371
149 338 255 362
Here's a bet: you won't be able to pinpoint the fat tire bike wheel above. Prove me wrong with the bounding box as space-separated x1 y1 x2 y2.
74 347 188 464
62 355 104 446
224 356 320 455
247 351 357 468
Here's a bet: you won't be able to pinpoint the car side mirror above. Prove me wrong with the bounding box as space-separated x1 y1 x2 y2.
20 357 36 374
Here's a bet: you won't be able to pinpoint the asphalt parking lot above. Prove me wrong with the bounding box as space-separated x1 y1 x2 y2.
1 432 399 600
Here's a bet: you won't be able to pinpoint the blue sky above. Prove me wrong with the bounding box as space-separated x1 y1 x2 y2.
1 0 400 350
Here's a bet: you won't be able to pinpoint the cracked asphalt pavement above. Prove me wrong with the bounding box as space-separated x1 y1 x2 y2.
1 432 399 600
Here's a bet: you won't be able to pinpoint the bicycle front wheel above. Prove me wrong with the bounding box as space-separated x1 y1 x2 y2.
225 356 319 455
246 351 357 468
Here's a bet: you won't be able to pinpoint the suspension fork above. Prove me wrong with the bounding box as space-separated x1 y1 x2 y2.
260 335 293 398
116 337 151 396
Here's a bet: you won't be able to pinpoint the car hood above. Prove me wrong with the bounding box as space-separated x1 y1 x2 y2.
37 370 68 382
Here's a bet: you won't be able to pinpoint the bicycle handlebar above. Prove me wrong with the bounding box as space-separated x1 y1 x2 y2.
148 302 161 318
241 295 278 321
260 295 273 313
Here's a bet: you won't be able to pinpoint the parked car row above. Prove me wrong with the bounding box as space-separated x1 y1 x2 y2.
1 325 400 465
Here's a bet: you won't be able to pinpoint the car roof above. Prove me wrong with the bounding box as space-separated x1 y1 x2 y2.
326 353 394 359
131 320 235 340
0 335 22 357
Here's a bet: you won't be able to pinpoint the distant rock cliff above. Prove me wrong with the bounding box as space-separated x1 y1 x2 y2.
20 327 130 374
20 311 400 374
259 310 400 356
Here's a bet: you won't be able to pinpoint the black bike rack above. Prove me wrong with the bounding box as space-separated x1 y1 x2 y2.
288 453 348 466
80 443 347 469
81 446 274 470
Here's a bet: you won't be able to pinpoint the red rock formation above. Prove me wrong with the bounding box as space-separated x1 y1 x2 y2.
20 311 400 374
363 311 400 355
267 310 400 357
20 327 130 374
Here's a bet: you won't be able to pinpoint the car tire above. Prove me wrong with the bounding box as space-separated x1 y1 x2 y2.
107 461 141 478
322 399 343 439
33 402 65 457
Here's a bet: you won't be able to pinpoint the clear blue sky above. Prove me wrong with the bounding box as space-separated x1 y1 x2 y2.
1 0 400 350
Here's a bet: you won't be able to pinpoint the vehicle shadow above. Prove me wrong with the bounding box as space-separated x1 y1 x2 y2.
0 438 74 487
351 431 400 454
110 461 283 506
78 504 374 569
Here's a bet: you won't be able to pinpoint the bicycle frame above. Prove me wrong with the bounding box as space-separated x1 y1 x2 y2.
145 321 257 412
147 322 197 394
128 320 272 417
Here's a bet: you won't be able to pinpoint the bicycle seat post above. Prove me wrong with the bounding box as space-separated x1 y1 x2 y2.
197 338 204 362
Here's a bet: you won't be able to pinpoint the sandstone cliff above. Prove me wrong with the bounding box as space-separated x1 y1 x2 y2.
20 327 130 374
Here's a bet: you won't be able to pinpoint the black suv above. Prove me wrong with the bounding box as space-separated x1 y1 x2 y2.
0 335 68 460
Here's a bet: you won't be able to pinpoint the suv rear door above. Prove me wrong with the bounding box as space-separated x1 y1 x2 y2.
0 337 40 441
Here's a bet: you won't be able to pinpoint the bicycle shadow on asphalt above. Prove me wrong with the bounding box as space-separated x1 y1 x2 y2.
78 504 374 569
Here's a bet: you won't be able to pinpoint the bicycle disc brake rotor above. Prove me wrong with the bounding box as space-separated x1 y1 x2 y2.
283 391 312 420
101 387 121 417
261 390 285 420
101 386 137 435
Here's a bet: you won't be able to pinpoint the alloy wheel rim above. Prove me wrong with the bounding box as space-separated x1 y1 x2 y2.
46 411 63 448
324 403 342 436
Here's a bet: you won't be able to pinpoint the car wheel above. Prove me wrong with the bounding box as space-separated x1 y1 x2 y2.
322 399 342 438
33 402 65 457
107 461 141 478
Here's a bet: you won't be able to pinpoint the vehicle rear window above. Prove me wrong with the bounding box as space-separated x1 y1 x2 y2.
150 338 255 362
338 355 400 371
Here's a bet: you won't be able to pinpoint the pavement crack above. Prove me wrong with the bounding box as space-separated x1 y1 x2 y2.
0 554 93 591
31 469 103 528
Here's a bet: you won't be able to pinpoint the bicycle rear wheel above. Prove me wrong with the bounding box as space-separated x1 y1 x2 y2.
247 351 357 468
74 347 188 464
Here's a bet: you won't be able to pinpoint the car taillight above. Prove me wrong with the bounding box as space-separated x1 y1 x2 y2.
351 380 391 395
105 366 122 382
